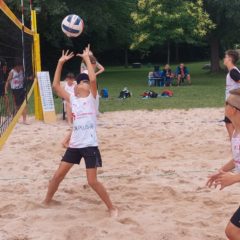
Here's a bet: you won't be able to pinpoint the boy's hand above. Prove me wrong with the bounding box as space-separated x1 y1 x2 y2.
214 172 239 190
59 50 74 64
206 170 225 188
76 44 91 60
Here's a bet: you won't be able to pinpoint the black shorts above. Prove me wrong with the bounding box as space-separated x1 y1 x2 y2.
224 116 232 124
12 88 26 107
230 206 240 228
62 147 102 169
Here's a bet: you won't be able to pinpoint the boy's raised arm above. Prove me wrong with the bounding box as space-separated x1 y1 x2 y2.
77 45 97 98
52 50 74 102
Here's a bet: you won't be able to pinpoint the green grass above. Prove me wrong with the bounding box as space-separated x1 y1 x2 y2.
27 61 226 114
97 62 225 112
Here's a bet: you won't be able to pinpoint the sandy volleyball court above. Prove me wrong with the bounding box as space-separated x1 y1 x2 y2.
0 108 237 240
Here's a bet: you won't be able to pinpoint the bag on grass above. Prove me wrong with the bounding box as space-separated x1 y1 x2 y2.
118 87 131 99
141 90 158 98
100 88 109 98
161 90 173 97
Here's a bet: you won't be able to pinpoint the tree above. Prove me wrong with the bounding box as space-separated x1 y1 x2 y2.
131 0 214 63
5 0 137 69
204 0 240 72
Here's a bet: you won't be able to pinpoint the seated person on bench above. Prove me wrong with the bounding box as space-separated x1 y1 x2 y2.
153 66 164 86
176 63 191 86
162 64 173 86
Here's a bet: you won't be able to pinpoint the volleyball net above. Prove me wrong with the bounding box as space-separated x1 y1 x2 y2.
0 0 42 149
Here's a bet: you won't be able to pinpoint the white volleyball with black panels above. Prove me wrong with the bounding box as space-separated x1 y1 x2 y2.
61 14 84 37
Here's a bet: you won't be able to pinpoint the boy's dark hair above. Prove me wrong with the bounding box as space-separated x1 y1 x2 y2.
226 50 239 64
76 73 89 84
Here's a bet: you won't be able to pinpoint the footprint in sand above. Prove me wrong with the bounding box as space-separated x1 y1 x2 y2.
0 230 8 239
22 201 47 210
10 235 30 240
22 166 29 171
0 204 17 213
64 226 95 240
118 217 140 226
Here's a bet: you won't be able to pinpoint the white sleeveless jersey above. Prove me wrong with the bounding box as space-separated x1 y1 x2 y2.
231 131 240 173
69 93 98 148
64 81 76 96
10 69 24 89
225 67 240 100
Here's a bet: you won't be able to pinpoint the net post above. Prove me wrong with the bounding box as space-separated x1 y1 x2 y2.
31 9 43 120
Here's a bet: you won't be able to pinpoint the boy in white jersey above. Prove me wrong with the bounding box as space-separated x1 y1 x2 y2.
207 88 240 239
223 50 240 139
61 73 77 147
43 46 118 217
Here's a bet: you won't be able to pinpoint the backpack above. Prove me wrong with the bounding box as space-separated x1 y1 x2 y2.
100 88 109 98
118 87 131 99
141 90 158 98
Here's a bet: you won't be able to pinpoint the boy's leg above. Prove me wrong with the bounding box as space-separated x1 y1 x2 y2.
86 168 117 215
225 222 240 240
43 161 73 204
187 74 191 84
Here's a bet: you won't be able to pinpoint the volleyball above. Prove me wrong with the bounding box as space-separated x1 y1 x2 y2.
61 14 84 38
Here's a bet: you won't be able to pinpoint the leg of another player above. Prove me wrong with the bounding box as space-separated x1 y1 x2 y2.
43 161 73 205
62 130 72 148
22 105 28 124
66 102 72 125
225 222 240 240
226 122 234 139
86 168 118 217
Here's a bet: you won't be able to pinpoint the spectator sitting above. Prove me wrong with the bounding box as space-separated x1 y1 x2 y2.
152 65 164 86
162 64 173 86
148 71 155 86
176 63 191 86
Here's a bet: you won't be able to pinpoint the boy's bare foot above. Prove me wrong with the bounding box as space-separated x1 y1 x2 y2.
109 207 118 218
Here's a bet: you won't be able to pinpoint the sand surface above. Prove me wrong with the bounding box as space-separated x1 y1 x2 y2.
0 108 237 240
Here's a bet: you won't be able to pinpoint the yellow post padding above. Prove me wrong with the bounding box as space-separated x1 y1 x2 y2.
0 3 42 149
31 10 43 120
0 78 37 150
0 0 33 35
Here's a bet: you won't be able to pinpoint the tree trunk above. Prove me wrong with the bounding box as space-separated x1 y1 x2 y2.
210 36 220 72
124 48 129 68
167 42 170 64
175 42 179 63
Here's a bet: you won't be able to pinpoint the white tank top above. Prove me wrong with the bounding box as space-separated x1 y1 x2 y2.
69 93 98 148
231 131 240 173
225 67 240 100
64 81 76 95
10 69 24 89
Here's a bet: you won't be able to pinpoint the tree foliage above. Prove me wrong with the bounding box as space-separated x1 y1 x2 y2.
131 0 214 49
6 0 136 52
205 0 240 47
201 0 240 72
